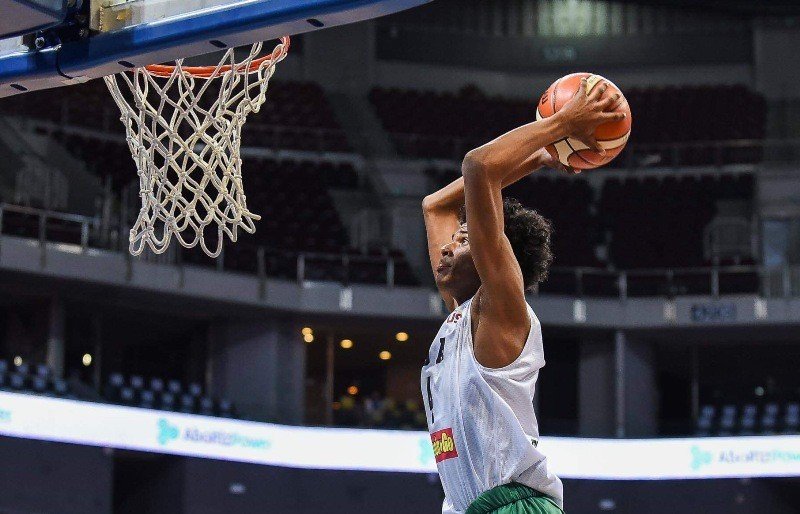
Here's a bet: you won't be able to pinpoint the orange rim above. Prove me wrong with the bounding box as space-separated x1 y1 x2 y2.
144 36 290 79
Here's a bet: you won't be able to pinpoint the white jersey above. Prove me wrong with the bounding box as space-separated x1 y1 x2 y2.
421 296 563 514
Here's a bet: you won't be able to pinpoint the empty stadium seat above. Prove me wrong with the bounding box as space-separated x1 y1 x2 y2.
140 390 156 409
784 403 799 434
130 375 144 390
370 84 766 163
102 372 238 419
739 404 757 435
761 403 780 434
717 405 737 436
696 405 716 435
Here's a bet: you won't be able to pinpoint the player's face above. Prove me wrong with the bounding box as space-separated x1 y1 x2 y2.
435 224 480 295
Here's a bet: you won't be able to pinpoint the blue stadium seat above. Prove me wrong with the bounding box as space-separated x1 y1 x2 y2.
16 362 30 376
119 386 135 404
30 376 47 393
34 364 51 378
160 392 176 411
108 372 125 388
199 397 215 416
150 378 164 393
188 382 203 397
739 404 757 435
139 389 156 409
51 378 68 397
717 405 737 436
9 373 25 390
179 394 195 413
129 375 144 389
696 405 715 435
218 399 233 418
167 380 182 395
761 403 779 434
0 372 6 389
0 359 8 374
784 403 799 434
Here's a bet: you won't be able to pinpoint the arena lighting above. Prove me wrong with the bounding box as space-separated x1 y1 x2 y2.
395 332 409 342
340 339 353 349
379 351 392 360
82 354 92 366
12 356 21 366
0 392 798 479
347 385 359 395
301 327 313 336
303 333 314 343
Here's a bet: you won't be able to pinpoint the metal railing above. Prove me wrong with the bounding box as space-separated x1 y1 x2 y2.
0 203 97 248
391 133 800 167
539 265 799 299
2 203 799 298
22 105 353 154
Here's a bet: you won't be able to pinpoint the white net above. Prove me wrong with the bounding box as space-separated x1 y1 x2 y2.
104 37 289 257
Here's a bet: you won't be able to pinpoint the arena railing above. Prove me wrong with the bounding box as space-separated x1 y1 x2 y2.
18 115 352 154
392 133 800 167
1 202 799 298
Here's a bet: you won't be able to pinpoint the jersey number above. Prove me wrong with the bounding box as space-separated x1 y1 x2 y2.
426 337 446 423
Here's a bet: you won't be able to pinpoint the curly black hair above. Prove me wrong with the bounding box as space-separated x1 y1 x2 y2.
459 197 554 289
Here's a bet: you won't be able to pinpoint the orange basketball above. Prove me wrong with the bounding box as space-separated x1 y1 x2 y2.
537 72 632 169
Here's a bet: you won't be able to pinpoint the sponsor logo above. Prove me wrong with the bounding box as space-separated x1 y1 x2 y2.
157 417 270 450
158 419 179 445
690 446 712 470
691 445 800 470
0 408 10 422
691 303 736 323
431 427 458 463
446 311 462 324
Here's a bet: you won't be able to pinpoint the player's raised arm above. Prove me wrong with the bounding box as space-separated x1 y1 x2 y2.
463 78 624 367
422 150 571 311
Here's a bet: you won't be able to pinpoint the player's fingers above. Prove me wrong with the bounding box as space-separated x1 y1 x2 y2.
602 111 627 121
582 137 605 155
600 92 621 110
589 81 608 101
579 77 589 96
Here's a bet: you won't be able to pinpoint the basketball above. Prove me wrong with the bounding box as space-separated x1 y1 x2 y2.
537 72 632 169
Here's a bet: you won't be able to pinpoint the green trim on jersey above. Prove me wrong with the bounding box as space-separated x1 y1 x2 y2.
465 483 564 514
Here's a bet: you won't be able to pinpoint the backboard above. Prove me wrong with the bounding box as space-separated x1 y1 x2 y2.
0 0 430 98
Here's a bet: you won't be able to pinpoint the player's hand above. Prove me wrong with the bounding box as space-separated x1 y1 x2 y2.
532 148 581 175
556 78 626 155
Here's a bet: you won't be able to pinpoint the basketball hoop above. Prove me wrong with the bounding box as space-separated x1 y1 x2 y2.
104 37 290 257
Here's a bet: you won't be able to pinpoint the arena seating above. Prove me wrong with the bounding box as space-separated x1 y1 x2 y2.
370 85 529 159
0 129 419 285
104 372 236 418
370 84 767 164
695 402 800 436
424 168 757 295
177 156 419 285
0 78 352 152
600 173 755 269
427 167 603 269
0 359 72 398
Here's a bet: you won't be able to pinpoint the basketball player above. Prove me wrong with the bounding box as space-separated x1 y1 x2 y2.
421 78 625 514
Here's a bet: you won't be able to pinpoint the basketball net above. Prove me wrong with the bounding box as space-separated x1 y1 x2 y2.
104 37 290 257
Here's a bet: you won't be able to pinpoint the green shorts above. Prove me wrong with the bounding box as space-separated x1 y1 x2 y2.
465 482 564 514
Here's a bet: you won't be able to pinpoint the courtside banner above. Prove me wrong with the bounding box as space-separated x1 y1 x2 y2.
1 392 799 479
